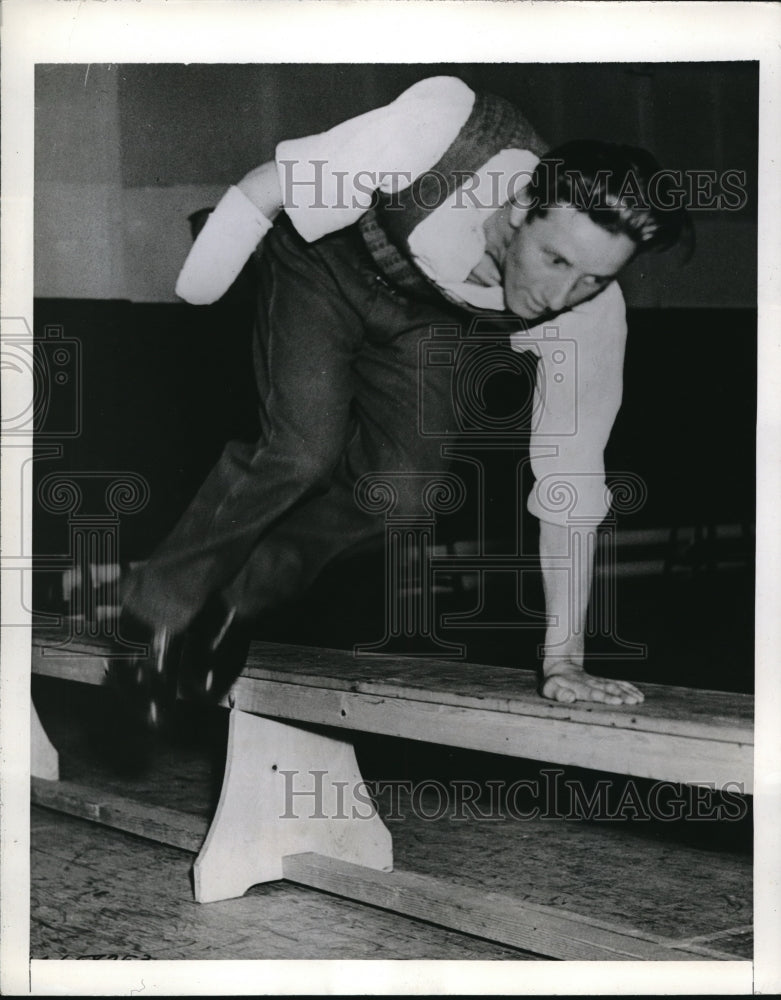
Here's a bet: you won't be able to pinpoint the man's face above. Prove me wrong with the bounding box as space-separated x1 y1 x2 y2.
502 205 637 320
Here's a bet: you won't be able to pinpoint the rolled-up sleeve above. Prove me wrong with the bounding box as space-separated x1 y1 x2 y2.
511 282 628 527
275 76 475 243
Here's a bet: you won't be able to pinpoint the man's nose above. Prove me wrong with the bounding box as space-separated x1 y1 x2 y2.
543 277 578 312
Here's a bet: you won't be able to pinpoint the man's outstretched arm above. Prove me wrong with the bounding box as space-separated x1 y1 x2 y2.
518 283 642 706
537 519 644 706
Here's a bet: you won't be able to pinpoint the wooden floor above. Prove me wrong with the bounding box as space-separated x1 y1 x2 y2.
32 808 541 961
31 676 753 961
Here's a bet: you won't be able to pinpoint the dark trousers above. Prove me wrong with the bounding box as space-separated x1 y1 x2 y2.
123 216 469 633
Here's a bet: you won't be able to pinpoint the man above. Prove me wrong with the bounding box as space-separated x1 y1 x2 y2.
117 75 687 728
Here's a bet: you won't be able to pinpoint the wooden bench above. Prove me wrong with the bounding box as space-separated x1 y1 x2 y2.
31 627 753 961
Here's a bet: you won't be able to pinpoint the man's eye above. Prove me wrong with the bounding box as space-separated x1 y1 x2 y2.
582 275 609 288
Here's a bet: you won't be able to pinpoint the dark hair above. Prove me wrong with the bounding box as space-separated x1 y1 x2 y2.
525 140 692 255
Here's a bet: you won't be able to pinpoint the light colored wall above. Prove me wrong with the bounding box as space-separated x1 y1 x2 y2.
34 72 218 301
35 65 125 299
121 184 226 302
35 63 757 308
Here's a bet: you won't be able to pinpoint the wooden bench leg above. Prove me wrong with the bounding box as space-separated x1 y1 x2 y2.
31 700 60 781
193 710 393 903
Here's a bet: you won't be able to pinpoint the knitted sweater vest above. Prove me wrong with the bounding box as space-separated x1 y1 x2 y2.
358 88 547 312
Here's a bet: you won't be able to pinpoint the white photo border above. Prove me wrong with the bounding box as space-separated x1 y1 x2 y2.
2 1 779 995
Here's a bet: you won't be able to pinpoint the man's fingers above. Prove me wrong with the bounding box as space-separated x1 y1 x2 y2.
609 679 645 702
619 681 645 702
582 685 624 705
540 676 577 703
541 671 644 706
542 675 621 705
595 682 643 705
602 680 643 703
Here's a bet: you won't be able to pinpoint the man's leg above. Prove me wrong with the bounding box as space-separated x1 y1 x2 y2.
122 219 365 636
221 281 464 622
118 219 464 719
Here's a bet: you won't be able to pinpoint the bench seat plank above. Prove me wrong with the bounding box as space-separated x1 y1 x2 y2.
239 642 752 744
231 675 752 790
31 629 753 789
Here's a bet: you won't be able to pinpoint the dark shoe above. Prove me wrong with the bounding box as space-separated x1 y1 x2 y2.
178 598 252 706
105 609 185 736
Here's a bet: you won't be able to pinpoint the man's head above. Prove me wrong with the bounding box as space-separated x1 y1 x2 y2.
501 140 689 320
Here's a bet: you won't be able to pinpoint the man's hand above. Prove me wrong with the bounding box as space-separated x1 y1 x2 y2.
536 521 644 707
540 659 644 706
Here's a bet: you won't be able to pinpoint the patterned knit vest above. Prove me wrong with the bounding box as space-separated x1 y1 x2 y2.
358 88 547 313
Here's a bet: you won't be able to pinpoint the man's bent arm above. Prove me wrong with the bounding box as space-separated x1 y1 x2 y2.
175 166 281 305
175 77 474 305
236 160 284 219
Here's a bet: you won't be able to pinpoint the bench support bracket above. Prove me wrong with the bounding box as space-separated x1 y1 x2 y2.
194 709 393 903
31 700 60 781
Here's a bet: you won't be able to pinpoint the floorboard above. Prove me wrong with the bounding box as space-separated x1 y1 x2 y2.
31 809 537 961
